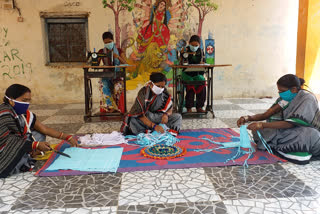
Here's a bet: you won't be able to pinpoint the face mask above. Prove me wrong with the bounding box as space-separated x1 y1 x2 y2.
104 42 114 50
5 95 29 115
279 89 297 102
190 45 199 52
151 83 164 95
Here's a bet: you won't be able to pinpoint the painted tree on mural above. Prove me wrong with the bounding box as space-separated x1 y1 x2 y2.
187 0 218 36
102 0 136 48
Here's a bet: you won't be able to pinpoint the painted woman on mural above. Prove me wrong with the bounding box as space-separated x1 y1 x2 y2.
136 0 172 53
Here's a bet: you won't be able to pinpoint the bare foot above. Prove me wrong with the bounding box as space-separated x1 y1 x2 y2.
197 108 206 113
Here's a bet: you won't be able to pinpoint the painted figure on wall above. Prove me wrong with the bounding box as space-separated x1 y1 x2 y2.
102 0 219 90
136 0 172 53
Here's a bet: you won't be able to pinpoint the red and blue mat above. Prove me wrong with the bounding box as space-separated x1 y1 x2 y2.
36 128 285 176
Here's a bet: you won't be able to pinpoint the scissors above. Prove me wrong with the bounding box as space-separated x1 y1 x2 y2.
22 114 72 158
51 148 71 158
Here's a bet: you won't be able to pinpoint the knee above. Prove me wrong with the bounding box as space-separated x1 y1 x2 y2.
171 113 182 122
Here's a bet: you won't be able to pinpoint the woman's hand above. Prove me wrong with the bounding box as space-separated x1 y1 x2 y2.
154 125 165 133
161 114 168 124
237 116 247 127
247 122 263 132
37 142 51 152
68 138 79 147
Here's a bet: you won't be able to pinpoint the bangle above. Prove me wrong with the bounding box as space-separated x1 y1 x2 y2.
152 124 157 130
58 132 64 139
32 141 39 150
66 135 73 142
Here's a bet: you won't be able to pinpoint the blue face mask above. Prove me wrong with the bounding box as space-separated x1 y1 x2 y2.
190 45 199 52
5 96 30 115
104 42 114 50
279 89 297 102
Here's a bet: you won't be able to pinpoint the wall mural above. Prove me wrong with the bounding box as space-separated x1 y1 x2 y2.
103 0 218 90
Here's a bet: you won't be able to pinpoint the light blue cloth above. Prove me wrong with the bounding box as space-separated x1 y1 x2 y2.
125 124 179 147
46 147 123 173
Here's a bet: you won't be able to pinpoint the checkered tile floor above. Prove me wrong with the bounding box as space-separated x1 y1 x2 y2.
1 98 320 214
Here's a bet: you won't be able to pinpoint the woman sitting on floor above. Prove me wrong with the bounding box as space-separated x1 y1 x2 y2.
237 74 320 164
121 72 182 135
0 84 78 178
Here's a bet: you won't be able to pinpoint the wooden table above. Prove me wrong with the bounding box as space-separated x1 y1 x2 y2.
170 64 232 118
83 65 132 122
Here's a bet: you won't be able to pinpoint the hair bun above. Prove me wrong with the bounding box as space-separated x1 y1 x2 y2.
299 78 305 86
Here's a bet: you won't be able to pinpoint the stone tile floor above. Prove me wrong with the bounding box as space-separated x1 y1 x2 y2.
1 98 320 214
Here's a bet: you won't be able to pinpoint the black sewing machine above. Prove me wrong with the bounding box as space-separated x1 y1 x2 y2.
87 49 108 66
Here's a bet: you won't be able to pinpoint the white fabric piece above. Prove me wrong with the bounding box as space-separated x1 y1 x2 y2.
79 131 127 146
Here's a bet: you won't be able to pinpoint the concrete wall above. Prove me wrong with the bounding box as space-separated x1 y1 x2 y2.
0 0 299 104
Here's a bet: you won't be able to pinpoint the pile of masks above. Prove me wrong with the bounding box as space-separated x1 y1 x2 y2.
125 124 179 147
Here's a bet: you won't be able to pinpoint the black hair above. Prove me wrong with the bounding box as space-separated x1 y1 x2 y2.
3 84 31 103
189 35 201 44
102 32 113 40
150 72 167 84
277 74 305 89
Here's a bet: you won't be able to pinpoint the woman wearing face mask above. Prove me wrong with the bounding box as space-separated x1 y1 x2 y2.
180 35 206 113
98 32 127 113
0 84 78 178
237 74 320 164
121 72 182 135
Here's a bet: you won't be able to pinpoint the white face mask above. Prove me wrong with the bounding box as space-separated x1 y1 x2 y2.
151 83 164 95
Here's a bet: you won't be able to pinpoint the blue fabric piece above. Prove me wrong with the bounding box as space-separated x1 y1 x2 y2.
257 130 273 154
125 125 179 147
225 125 255 168
196 125 256 168
240 125 252 148
46 147 123 173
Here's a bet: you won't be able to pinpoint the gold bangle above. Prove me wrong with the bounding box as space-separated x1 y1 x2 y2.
257 122 263 129
59 132 64 139
242 116 249 122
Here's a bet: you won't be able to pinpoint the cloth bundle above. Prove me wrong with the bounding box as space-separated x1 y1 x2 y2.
79 131 127 146
125 124 179 147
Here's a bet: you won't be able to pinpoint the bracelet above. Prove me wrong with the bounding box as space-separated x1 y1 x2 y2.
152 124 157 130
243 116 250 122
58 132 64 139
66 135 73 142
32 141 39 150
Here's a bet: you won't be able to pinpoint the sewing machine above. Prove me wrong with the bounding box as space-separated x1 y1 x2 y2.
87 49 108 66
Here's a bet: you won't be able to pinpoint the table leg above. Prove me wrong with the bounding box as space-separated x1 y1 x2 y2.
84 68 89 117
123 67 127 114
211 68 215 118
206 68 210 112
173 68 177 112
88 78 93 115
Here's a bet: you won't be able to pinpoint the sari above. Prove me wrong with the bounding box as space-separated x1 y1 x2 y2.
121 84 182 135
254 90 320 156
98 45 125 113
0 104 37 178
